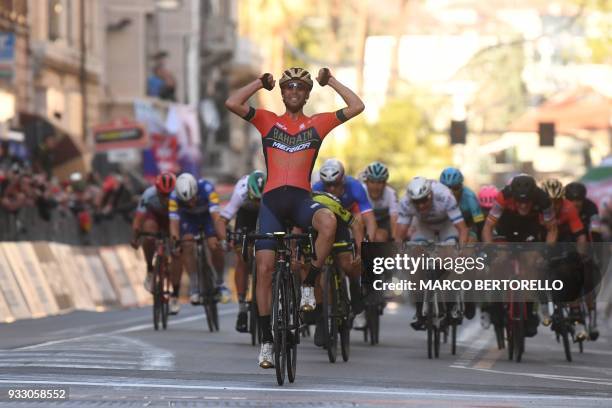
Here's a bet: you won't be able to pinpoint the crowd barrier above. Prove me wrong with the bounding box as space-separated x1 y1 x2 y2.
0 241 148 323
0 206 132 246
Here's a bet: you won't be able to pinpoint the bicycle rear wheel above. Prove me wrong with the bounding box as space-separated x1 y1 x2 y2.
561 324 572 362
450 323 457 355
322 266 338 363
161 269 169 330
512 303 525 363
272 264 287 386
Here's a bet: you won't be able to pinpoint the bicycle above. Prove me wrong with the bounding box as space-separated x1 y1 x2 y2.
362 284 383 346
181 233 219 332
139 232 171 331
228 230 259 346
321 241 354 363
242 231 315 386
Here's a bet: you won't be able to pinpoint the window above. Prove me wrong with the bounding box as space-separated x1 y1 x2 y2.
48 0 62 41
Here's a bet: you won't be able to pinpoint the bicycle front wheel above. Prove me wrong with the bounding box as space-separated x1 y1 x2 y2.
322 266 338 363
272 264 287 385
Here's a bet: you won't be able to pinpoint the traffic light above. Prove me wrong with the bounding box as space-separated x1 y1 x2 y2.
450 120 466 144
538 122 555 146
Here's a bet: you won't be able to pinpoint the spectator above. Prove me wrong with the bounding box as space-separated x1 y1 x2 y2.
147 51 176 101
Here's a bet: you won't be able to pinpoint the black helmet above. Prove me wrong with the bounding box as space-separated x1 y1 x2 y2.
510 174 537 202
564 182 587 201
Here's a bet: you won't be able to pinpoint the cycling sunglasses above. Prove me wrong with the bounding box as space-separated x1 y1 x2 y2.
282 81 308 91
411 196 429 205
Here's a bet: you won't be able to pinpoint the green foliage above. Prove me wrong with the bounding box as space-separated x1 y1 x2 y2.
321 96 452 190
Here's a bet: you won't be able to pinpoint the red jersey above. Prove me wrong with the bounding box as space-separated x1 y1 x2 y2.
246 108 345 193
488 185 555 223
550 199 584 235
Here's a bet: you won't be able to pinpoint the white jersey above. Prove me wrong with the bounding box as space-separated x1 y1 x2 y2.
398 180 463 226
221 175 258 220
362 183 399 217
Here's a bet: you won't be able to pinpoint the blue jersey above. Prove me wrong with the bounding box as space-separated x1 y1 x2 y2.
168 179 220 220
458 186 484 226
313 175 373 214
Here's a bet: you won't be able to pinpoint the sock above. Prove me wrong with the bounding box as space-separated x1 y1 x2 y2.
239 301 248 313
303 264 321 286
349 278 364 314
172 285 180 298
259 315 273 343
238 294 246 303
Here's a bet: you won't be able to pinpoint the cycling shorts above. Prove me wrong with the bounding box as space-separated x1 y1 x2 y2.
255 186 325 251
179 212 216 238
235 207 259 235
410 219 458 243
144 210 169 233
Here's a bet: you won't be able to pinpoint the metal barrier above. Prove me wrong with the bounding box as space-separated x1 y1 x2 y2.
0 206 132 245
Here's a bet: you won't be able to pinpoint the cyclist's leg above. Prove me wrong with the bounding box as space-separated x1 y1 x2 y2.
141 216 159 292
300 207 336 286
254 190 285 351
178 219 198 302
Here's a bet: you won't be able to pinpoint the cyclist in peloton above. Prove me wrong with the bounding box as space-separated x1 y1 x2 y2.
312 158 377 329
564 181 603 340
476 184 499 329
481 174 557 337
220 170 266 333
225 67 364 368
362 161 399 242
169 173 230 314
439 167 485 242
131 172 178 311
395 177 469 330
541 178 588 340
308 190 363 345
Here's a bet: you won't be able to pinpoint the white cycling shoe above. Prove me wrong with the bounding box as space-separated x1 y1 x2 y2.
353 311 366 329
169 296 180 315
217 284 231 304
143 272 153 294
300 286 316 312
258 342 274 369
575 323 588 341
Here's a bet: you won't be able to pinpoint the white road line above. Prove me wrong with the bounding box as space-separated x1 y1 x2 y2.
458 366 612 386
0 378 608 402
13 308 236 351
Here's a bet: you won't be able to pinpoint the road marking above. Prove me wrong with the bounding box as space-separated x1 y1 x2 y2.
473 347 503 369
458 366 612 386
0 378 609 402
13 308 236 351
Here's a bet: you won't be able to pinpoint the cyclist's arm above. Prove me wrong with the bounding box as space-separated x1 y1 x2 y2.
454 220 469 246
362 211 377 242
211 211 226 241
394 223 409 243
543 220 557 244
225 79 263 118
168 195 180 240
482 216 498 243
327 76 365 120
390 213 398 240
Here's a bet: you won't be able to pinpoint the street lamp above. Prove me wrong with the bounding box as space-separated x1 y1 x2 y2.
155 0 182 10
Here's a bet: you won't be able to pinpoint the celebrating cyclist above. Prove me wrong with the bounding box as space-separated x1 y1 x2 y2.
362 161 399 242
131 172 177 310
225 66 364 368
169 173 230 314
220 170 266 333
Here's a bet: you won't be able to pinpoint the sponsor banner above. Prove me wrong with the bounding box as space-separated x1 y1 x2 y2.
48 243 96 311
31 242 73 312
82 247 119 308
71 246 105 309
93 119 148 152
0 246 30 320
2 243 59 318
114 246 150 306
99 247 138 307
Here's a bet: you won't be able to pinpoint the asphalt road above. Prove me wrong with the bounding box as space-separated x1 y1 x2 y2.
0 301 611 407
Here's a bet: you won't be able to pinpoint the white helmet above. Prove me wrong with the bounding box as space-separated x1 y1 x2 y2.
319 158 345 183
407 177 432 200
69 172 82 183
175 173 198 201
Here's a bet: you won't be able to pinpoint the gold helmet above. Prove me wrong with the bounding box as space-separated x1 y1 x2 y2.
279 67 313 90
541 178 564 200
